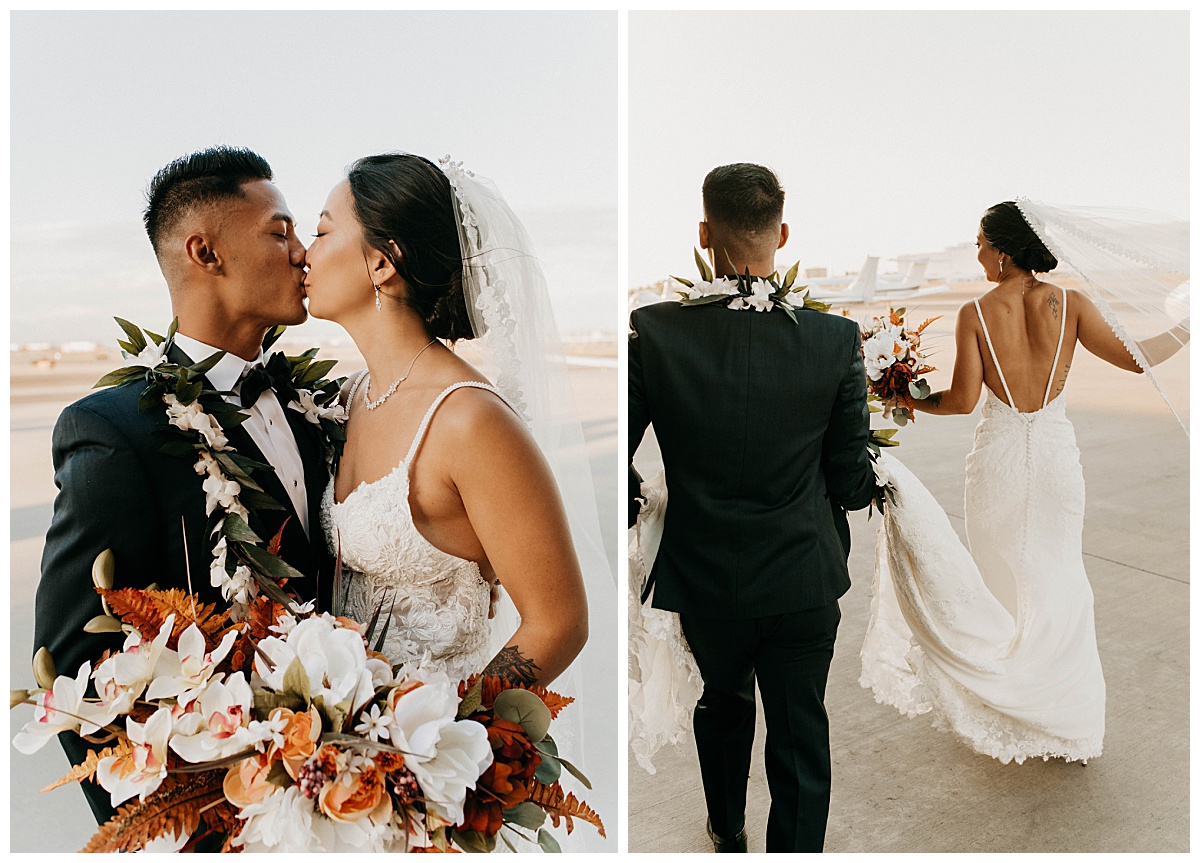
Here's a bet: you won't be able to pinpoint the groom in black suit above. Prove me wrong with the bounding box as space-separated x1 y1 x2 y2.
33 146 333 825
628 164 875 852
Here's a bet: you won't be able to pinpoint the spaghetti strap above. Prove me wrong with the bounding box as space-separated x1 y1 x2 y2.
1043 287 1067 408
404 381 520 469
973 298 1016 407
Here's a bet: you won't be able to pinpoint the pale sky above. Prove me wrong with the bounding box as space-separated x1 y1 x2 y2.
11 11 617 342
629 10 1189 288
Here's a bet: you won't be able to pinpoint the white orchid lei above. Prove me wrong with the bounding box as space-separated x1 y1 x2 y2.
95 318 348 618
672 248 831 323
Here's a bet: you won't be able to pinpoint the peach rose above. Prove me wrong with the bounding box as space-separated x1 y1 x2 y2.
318 760 391 823
268 706 321 779
224 752 274 807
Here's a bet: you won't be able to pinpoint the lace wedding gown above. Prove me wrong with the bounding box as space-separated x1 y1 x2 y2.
861 290 1105 763
321 381 516 683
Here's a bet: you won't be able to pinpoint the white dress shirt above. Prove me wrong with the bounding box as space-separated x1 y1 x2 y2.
174 334 310 537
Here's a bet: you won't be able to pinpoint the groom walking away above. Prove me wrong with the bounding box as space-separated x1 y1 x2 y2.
628 164 875 852
34 146 333 827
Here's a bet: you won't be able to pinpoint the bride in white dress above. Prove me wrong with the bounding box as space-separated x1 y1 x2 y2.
302 153 595 688
860 201 1189 763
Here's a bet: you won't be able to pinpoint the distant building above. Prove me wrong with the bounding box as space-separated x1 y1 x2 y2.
804 267 827 278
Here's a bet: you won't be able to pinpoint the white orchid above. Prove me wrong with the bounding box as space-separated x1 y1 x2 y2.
169 672 255 763
140 830 190 852
124 341 168 369
289 389 347 426
871 456 892 488
95 706 174 807
201 474 243 517
145 623 239 707
12 661 114 754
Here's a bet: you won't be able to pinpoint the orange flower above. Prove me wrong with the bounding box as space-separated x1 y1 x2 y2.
460 716 541 836
268 706 321 779
318 760 391 823
387 679 425 712
224 751 274 807
373 750 407 773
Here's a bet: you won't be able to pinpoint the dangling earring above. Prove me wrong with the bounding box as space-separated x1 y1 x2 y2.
998 257 1004 279
374 284 382 312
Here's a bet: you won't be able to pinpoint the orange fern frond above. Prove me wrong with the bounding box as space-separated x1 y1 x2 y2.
267 516 292 557
81 771 225 853
99 588 231 648
524 780 605 838
41 742 131 793
459 676 575 719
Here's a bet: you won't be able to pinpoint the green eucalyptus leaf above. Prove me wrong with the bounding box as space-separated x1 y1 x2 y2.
551 753 592 789
493 688 551 743
534 753 562 784
503 802 546 830
453 830 496 853
537 829 562 853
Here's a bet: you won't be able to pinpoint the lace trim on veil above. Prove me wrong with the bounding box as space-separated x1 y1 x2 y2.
1014 197 1186 433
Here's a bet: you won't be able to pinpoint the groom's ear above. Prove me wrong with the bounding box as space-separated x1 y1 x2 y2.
778 223 789 250
183 232 222 274
698 220 710 250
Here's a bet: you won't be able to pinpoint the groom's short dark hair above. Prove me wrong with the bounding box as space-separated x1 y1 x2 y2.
143 146 274 255
702 163 785 234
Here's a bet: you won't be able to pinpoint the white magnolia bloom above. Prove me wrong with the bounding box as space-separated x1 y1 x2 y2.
408 719 492 827
145 623 238 707
290 390 347 425
863 327 908 382
255 615 376 713
234 785 391 852
169 672 255 763
125 341 168 369
12 661 114 754
96 706 174 807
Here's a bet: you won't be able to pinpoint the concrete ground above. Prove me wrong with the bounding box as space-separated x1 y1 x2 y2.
8 350 618 853
629 291 1189 853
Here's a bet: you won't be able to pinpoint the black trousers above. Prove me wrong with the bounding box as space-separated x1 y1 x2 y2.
680 601 841 853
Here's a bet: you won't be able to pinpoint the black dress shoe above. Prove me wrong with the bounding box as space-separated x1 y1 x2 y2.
707 818 748 853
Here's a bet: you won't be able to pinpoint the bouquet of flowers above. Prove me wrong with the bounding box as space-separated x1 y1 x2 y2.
861 308 940 516
12 553 603 853
860 307 940 427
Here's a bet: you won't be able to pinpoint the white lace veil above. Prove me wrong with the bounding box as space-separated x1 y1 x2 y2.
437 157 616 850
1015 198 1190 435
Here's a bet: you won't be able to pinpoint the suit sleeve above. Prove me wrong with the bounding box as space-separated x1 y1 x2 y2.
628 312 650 528
34 401 164 825
822 326 876 513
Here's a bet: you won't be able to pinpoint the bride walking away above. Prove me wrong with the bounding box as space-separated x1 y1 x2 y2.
861 200 1189 763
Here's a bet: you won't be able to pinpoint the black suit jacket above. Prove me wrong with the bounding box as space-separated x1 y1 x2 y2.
33 345 333 824
628 300 875 619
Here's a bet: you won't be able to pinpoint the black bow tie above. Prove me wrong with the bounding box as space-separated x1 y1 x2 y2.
238 352 292 408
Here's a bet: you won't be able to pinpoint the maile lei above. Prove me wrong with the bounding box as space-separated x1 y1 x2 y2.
95 318 347 618
672 248 832 323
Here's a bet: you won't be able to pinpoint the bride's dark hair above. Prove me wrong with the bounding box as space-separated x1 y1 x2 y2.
981 202 1058 274
346 154 475 342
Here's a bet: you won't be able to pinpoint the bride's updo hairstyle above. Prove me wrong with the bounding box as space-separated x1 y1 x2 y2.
981 202 1059 274
347 154 475 342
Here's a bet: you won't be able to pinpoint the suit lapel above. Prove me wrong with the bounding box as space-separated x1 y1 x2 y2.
281 400 331 536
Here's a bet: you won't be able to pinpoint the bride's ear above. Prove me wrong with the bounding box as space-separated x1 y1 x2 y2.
367 242 400 284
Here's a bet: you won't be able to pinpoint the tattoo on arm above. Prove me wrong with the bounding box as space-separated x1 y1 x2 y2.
925 391 944 408
1048 294 1060 320
483 645 540 685
1056 362 1071 395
